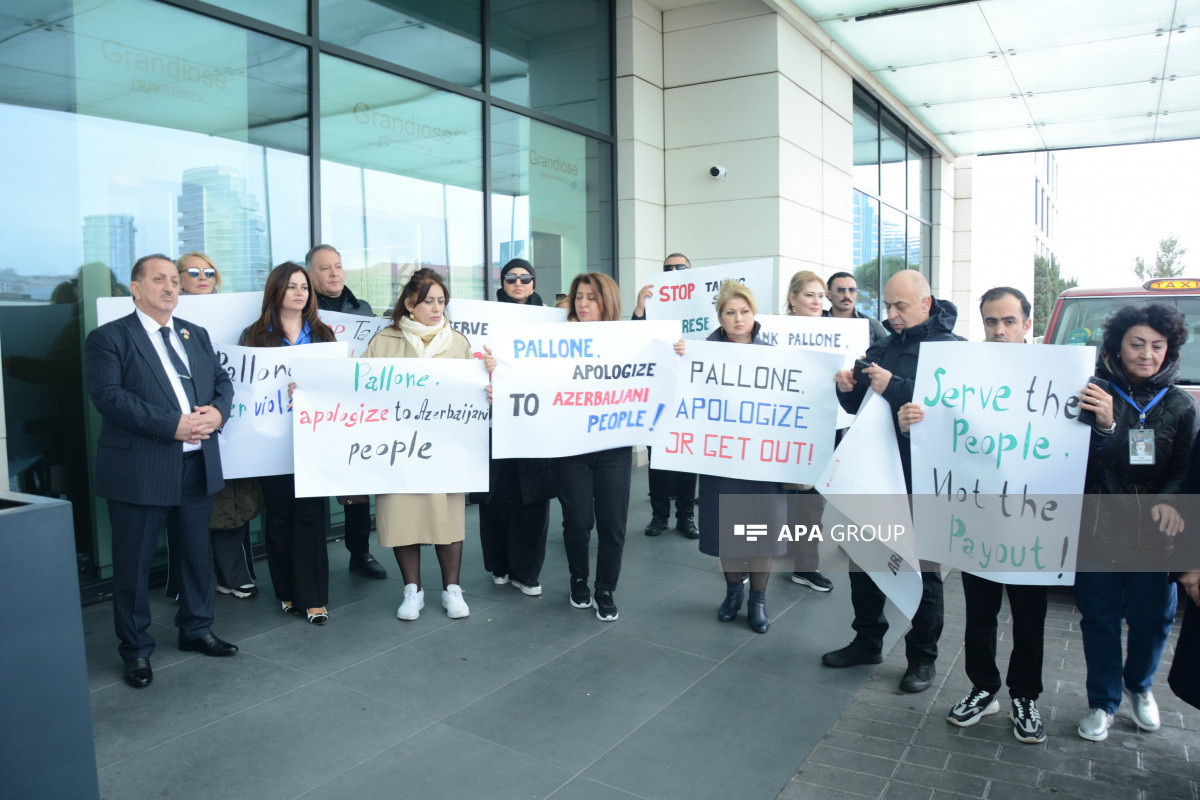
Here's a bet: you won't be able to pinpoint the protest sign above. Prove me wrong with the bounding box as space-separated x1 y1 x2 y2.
489 320 682 458
642 259 774 339
97 291 265 346
317 309 389 357
290 358 491 497
909 342 1093 585
215 342 348 479
757 314 869 427
444 299 567 357
649 339 842 484
817 391 922 619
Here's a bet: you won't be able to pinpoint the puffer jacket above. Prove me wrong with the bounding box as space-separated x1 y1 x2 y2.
209 477 264 531
1081 353 1198 564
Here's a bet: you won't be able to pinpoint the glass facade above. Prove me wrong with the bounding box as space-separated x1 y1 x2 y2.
851 84 932 320
0 0 614 594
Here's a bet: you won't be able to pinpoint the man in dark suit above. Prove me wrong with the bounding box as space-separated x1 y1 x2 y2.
86 254 238 689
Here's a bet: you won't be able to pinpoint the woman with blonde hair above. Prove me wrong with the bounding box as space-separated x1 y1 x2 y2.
176 252 222 295
698 280 787 633
785 269 824 316
364 268 478 621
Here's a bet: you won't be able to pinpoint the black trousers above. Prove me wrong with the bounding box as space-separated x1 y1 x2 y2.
109 451 214 660
165 520 255 598
961 572 1048 699
557 447 632 592
849 567 944 665
478 462 550 583
647 446 696 520
260 474 329 608
342 501 372 560
786 487 823 571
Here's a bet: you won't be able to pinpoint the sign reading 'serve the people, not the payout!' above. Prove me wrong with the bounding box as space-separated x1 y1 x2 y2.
444 298 567 357
650 340 843 484
642 259 774 339
289 358 491 497
215 342 348 479
909 342 1094 584
489 320 683 458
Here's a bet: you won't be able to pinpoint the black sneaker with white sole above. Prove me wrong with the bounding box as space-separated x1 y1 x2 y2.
593 589 618 621
570 578 591 609
1011 697 1046 743
791 571 833 592
947 687 1000 726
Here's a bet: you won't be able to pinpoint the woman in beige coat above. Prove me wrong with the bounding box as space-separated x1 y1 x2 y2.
363 268 475 621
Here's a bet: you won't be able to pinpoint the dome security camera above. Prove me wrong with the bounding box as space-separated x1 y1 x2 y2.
709 165 727 180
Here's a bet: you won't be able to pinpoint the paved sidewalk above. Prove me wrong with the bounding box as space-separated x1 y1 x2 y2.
778 572 1200 800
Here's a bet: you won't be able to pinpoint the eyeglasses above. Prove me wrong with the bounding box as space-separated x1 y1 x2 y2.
184 267 216 279
504 273 534 285
663 263 689 271
833 286 858 295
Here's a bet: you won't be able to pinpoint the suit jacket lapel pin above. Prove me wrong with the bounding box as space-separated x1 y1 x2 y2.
180 328 190 340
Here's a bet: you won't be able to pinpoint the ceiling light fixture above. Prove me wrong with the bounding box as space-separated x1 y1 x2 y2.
854 0 979 22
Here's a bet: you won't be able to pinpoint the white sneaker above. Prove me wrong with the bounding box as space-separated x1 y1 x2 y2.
511 578 542 597
1078 707 1115 741
442 584 470 619
1125 688 1161 731
492 574 510 586
397 583 424 620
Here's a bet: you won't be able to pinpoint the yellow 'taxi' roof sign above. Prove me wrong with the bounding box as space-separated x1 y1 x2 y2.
1144 279 1200 291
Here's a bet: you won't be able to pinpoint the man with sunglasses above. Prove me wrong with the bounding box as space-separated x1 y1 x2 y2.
632 253 699 539
823 272 887 345
305 244 388 581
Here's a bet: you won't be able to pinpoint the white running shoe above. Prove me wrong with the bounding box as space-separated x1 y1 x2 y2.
397 583 424 620
1125 688 1161 731
1078 707 1114 741
442 584 470 619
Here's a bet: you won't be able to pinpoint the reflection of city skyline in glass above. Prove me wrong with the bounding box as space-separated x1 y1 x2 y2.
83 214 137 277
177 166 270 292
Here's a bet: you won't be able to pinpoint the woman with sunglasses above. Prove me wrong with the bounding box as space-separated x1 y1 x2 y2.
177 252 221 295
165 252 260 604
239 262 337 625
478 259 555 596
495 257 544 306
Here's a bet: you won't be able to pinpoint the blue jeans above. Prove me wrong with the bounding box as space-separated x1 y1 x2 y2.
1074 571 1177 713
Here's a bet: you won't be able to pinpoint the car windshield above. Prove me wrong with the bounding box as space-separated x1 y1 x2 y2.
1049 295 1200 385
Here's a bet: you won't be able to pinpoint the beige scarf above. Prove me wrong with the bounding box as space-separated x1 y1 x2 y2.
398 315 454 358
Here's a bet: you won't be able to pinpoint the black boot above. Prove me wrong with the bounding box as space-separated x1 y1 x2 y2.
676 514 699 539
747 589 769 633
717 581 743 622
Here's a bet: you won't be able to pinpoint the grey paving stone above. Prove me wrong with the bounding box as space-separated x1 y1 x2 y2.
809 744 900 778
778 781 882 800
821 729 909 761
892 763 988 796
911 727 1002 760
902 745 950 769
995 742 1091 777
845 699 930 728
881 782 934 800
1090 758 1198 797
1039 771 1139 800
1140 750 1200 779
835 714 918 744
792 763 888 798
945 753 1039 787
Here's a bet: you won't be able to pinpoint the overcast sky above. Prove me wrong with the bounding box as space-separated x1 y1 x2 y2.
1053 139 1200 289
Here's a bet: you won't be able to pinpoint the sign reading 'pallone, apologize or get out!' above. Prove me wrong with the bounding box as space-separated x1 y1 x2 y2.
909 341 1094 585
650 339 843 484
215 342 348 479
489 320 683 458
289 358 491 497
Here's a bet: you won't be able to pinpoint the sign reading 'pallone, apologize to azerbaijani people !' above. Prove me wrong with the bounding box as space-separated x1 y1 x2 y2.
649 340 843 484
489 320 683 458
289 358 491 497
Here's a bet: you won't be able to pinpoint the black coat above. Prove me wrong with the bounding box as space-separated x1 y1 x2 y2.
835 297 962 489
316 285 373 317
495 288 545 306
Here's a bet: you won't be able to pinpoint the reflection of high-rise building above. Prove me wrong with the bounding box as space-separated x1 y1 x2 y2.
82 214 137 275
177 167 270 292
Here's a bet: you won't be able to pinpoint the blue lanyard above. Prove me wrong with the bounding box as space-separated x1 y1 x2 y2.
1110 384 1168 428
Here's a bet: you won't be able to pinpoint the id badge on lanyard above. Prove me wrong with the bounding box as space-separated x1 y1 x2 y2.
1111 384 1168 466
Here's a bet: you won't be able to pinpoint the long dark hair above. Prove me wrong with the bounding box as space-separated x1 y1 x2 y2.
390 268 451 328
243 262 335 346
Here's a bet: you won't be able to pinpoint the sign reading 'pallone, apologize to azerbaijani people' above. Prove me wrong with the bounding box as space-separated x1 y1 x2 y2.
289 358 492 497
489 320 683 458
649 340 843 484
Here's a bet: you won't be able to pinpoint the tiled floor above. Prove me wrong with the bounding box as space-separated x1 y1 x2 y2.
85 466 893 800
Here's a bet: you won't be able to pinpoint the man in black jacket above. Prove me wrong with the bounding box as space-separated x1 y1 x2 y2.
822 269 959 693
307 244 386 580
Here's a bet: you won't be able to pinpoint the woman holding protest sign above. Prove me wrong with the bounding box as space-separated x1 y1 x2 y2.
477 259 555 596
365 268 479 621
241 262 337 624
695 280 787 633
1074 302 1197 741
164 252 261 604
781 270 834 594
